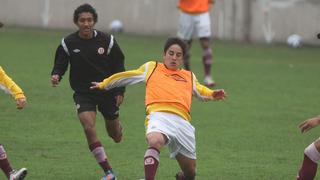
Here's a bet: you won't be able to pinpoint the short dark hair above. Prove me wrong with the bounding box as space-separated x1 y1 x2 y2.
73 3 98 24
163 37 187 57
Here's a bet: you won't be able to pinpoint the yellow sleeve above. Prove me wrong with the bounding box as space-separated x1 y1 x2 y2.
99 61 157 90
0 66 26 100
192 73 214 101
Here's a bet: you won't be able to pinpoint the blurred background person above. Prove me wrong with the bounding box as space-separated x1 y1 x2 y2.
177 0 216 86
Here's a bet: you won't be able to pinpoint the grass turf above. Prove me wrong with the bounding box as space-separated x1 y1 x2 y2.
0 27 320 179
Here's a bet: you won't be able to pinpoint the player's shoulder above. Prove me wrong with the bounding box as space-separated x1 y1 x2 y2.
64 31 78 40
61 31 79 44
95 30 112 40
145 61 158 67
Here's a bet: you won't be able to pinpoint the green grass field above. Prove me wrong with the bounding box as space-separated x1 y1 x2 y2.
1 27 320 179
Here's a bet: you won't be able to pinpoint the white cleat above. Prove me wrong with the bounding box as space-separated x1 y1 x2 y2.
9 168 27 180
204 76 216 87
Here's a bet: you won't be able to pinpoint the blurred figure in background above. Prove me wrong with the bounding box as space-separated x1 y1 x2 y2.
50 3 125 180
0 66 27 180
177 0 216 86
297 115 320 180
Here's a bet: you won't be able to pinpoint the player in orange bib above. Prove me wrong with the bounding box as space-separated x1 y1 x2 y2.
90 37 226 180
0 66 27 180
177 0 216 87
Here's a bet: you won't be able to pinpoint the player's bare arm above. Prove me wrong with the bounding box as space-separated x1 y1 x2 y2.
299 116 320 133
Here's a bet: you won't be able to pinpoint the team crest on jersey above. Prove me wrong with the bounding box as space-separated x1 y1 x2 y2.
97 47 105 54
165 74 187 82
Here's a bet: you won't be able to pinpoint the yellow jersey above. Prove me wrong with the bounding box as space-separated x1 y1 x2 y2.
0 66 25 100
98 61 215 121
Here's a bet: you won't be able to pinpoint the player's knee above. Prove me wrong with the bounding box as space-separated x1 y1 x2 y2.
147 138 166 150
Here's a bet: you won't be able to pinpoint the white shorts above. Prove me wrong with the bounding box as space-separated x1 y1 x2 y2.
146 112 196 159
177 11 211 40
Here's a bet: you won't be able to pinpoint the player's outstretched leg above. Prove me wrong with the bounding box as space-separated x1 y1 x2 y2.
297 142 320 180
9 168 27 180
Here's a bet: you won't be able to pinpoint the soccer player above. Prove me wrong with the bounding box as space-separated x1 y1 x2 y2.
0 66 27 180
50 4 125 179
177 0 216 86
297 115 320 180
90 37 226 180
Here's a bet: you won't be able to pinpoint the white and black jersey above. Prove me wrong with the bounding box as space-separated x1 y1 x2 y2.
51 30 125 95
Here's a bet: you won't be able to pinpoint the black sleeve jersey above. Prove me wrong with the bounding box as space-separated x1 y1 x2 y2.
51 30 125 95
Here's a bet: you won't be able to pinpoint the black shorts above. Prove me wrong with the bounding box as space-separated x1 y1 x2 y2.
73 92 119 120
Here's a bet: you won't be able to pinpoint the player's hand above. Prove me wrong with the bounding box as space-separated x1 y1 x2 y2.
16 98 26 109
212 89 226 100
115 95 124 107
299 116 320 133
51 74 60 87
90 82 101 90
209 0 215 4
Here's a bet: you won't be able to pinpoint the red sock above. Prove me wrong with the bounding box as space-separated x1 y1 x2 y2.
0 145 13 178
144 147 160 180
297 154 318 180
89 142 112 173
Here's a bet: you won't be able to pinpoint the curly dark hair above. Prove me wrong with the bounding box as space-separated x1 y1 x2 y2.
163 37 187 57
73 3 98 23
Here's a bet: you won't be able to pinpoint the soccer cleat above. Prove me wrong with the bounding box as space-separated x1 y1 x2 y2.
9 168 27 180
101 170 117 180
204 76 215 87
